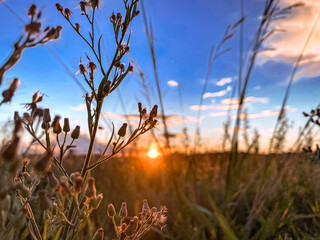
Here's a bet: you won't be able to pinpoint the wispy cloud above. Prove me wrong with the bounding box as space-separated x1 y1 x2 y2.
216 77 232 86
70 104 86 111
191 96 267 111
260 1 320 80
235 106 297 119
209 112 228 117
203 86 232 99
220 96 268 105
167 80 179 87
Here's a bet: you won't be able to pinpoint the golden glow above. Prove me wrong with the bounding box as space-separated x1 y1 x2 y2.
147 143 160 159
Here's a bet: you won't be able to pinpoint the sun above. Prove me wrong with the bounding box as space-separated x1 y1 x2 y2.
147 143 160 159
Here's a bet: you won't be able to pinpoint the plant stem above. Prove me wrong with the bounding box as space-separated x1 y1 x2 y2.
81 100 103 177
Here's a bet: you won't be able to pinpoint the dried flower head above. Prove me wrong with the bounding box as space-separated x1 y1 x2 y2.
53 120 62 134
34 151 53 174
2 137 20 161
47 171 59 190
56 3 63 12
118 123 127 137
63 118 70 132
107 203 116 217
43 108 51 123
25 22 41 35
28 4 37 17
87 61 97 72
71 125 81 139
85 177 97 199
64 8 72 18
119 202 128 219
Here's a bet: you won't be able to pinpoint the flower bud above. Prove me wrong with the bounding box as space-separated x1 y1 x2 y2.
92 228 104 240
150 105 158 118
43 108 51 123
64 8 72 18
2 137 20 161
90 193 103 209
37 190 51 211
63 118 70 132
125 220 135 237
117 123 127 137
55 3 63 12
107 203 116 217
59 176 70 195
34 151 53 174
133 216 139 230
74 175 83 194
120 223 127 233
28 4 37 17
53 120 62 134
119 202 128 219
22 172 33 186
71 125 80 139
47 171 59 190
142 199 150 212
85 177 96 199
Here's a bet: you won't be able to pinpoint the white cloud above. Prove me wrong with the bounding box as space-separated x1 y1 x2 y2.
203 86 232 99
216 77 232 86
234 106 297 119
167 80 179 87
221 96 268 105
259 1 320 80
209 112 228 117
254 86 261 91
70 104 86 111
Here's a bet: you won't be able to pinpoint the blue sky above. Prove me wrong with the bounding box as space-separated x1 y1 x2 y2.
1 0 320 151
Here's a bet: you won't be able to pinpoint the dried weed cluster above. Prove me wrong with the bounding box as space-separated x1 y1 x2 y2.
0 1 166 239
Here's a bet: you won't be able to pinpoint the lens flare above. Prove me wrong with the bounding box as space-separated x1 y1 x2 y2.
147 143 160 159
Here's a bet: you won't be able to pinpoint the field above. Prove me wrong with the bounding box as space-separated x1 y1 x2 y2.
1 0 320 239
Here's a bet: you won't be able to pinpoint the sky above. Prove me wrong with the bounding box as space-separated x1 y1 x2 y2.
0 0 320 152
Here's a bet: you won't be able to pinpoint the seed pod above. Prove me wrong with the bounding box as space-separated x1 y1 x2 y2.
56 3 63 12
71 125 80 139
103 80 111 96
92 228 104 240
119 202 128 219
22 172 33 186
43 108 51 123
74 175 83 194
118 123 127 137
120 223 127 233
63 118 70 132
85 177 96 199
37 190 51 211
53 120 62 134
28 4 37 17
59 176 70 195
47 171 59 190
64 8 72 18
107 203 116 217
133 216 139 230
125 220 135 237
34 151 53 174
138 102 142 113
149 105 158 118
2 137 20 161
90 193 103 209
142 199 150 212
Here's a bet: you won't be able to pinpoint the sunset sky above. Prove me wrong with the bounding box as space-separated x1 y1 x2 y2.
0 0 320 151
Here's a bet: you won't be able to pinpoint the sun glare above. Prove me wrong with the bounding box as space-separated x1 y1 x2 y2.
147 143 160 159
